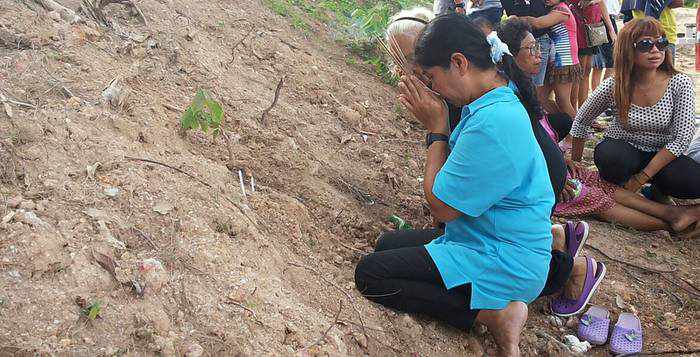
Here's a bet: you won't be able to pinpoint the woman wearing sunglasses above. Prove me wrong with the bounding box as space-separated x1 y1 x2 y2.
570 17 700 200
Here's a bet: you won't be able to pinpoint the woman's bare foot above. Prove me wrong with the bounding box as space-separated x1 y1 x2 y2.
551 224 566 252
668 205 700 233
563 257 595 299
475 302 528 357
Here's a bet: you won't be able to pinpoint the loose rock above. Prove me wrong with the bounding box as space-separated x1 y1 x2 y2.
138 258 168 293
19 200 36 210
184 342 204 357
7 196 22 208
398 315 423 339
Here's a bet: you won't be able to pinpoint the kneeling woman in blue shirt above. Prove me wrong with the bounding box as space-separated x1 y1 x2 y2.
355 14 554 356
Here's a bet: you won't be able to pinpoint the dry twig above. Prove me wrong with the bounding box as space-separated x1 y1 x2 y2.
659 274 700 298
586 243 676 274
124 156 212 188
228 28 254 65
260 76 285 126
303 300 343 350
223 299 257 319
288 262 369 343
131 227 159 250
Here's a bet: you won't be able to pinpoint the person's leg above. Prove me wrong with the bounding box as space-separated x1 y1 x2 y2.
591 50 604 91
538 84 559 114
570 79 580 111
539 250 574 297
552 81 576 119
354 246 478 330
603 67 613 80
591 68 603 91
593 138 647 185
667 44 675 65
613 187 700 231
475 302 528 357
546 112 573 142
375 228 443 252
596 203 670 231
650 155 700 199
577 54 593 107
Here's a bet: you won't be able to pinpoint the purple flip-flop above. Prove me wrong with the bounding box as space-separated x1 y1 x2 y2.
610 313 643 355
578 305 610 345
565 220 589 258
551 257 606 317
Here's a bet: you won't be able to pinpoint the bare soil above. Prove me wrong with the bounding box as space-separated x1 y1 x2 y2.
0 1 697 356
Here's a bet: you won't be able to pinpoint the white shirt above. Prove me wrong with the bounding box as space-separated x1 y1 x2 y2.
603 0 621 16
687 123 700 162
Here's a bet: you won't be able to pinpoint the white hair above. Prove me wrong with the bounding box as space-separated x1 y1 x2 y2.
385 7 434 41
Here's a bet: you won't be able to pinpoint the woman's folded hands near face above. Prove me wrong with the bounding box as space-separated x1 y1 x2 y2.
397 75 450 135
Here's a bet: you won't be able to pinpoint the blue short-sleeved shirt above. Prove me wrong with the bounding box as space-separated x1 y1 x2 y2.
425 86 554 310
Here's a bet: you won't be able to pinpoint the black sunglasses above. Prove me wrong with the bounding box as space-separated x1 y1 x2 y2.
634 37 669 53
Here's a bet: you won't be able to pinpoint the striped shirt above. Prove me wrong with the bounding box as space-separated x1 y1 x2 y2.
550 3 579 67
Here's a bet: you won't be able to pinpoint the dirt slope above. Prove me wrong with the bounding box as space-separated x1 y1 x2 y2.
0 1 697 356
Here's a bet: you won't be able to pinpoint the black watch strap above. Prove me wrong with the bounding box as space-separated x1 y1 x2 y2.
426 132 449 148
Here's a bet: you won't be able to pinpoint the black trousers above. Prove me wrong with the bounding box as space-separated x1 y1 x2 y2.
594 138 700 199
547 112 573 142
354 229 573 330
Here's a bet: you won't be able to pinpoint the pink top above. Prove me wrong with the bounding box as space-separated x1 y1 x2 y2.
570 0 604 49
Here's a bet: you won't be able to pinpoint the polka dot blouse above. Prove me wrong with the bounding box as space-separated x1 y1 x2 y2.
571 74 696 157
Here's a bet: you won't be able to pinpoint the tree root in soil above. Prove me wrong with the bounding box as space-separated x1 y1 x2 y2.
81 0 147 27
260 76 285 126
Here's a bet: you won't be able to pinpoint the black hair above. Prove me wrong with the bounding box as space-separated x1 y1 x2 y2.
496 18 532 56
414 13 543 125
470 15 493 34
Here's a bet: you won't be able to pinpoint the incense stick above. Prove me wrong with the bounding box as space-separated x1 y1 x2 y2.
377 36 410 75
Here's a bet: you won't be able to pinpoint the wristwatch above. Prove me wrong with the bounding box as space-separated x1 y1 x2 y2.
426 132 449 148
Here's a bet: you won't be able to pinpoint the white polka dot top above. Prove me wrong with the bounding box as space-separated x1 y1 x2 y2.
571 74 696 156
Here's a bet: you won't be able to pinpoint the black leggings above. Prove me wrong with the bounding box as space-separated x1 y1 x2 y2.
547 112 573 142
594 138 700 199
354 229 573 330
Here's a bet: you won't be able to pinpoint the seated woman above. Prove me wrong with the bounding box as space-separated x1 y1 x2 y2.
355 14 599 355
499 18 700 239
497 18 574 144
570 17 700 200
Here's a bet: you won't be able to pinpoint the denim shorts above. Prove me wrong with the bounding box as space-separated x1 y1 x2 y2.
533 35 554 87
593 43 613 69
469 6 503 27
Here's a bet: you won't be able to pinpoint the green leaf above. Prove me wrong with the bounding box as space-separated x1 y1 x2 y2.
81 300 102 320
206 99 224 124
180 107 198 130
193 89 207 109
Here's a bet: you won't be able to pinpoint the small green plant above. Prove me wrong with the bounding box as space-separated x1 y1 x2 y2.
81 300 102 321
291 14 310 31
180 90 224 137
